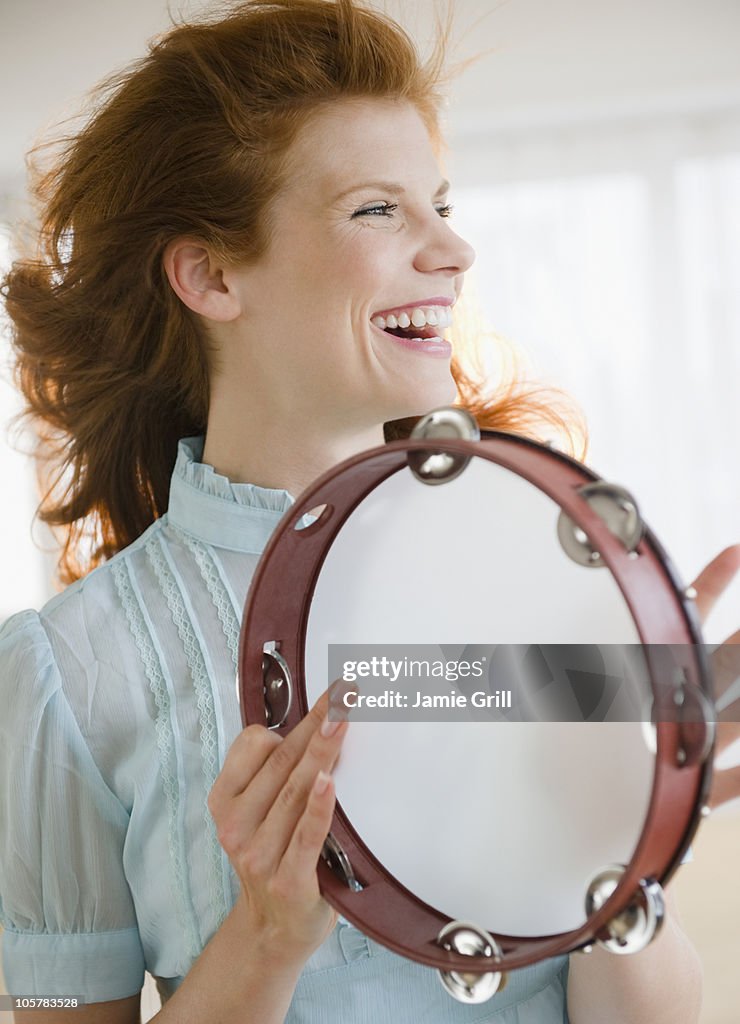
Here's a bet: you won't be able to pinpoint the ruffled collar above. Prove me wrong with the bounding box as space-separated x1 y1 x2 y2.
165 436 298 553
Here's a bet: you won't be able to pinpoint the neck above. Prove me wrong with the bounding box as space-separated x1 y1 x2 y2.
202 408 386 500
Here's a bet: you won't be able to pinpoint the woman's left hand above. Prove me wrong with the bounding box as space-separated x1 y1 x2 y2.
690 544 740 809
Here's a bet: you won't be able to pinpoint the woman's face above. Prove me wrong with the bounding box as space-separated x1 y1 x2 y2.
227 97 476 428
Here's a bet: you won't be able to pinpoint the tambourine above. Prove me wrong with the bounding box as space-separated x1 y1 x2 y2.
237 408 714 1004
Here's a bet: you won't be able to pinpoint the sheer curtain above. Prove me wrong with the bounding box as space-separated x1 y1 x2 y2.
448 110 740 647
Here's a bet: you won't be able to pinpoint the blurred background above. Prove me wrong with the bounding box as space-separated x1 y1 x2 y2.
1 1 739 1020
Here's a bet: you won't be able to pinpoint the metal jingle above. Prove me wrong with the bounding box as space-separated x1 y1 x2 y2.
436 921 506 1004
321 833 363 892
643 673 716 766
557 481 644 568
585 866 665 956
262 642 293 730
673 672 716 767
408 407 480 485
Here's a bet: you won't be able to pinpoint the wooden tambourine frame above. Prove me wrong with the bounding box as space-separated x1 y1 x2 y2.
238 411 713 1001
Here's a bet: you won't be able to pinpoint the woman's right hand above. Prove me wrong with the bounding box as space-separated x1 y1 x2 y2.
207 687 348 967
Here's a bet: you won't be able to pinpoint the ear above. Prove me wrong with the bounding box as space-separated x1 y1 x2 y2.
162 239 242 322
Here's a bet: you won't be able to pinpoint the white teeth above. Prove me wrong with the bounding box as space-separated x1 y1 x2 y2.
371 305 453 331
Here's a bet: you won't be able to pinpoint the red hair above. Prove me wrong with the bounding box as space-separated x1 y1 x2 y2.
2 0 584 583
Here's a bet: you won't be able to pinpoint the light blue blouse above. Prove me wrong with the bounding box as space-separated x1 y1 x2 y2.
0 437 569 1021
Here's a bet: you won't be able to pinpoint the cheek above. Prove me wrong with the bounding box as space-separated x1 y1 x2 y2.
336 227 398 280
261 230 399 331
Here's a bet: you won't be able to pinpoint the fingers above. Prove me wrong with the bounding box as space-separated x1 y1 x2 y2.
277 770 337 891
210 678 351 897
242 717 347 863
207 680 350 961
210 725 284 808
211 681 339 807
715 718 740 757
690 544 740 623
712 629 740 713
709 764 740 810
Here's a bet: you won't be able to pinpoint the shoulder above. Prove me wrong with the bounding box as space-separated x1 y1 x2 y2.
0 517 168 726
40 516 167 622
0 610 62 718
6 518 170 672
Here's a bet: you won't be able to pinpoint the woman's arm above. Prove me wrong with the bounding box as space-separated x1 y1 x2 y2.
567 890 702 1024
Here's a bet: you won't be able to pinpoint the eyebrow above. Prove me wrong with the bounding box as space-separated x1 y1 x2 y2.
331 178 450 203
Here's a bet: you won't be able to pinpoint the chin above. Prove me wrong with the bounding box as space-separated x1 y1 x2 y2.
402 376 458 417
368 370 458 428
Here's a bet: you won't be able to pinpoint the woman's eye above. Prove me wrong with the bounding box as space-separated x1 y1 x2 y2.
352 202 399 218
350 201 453 219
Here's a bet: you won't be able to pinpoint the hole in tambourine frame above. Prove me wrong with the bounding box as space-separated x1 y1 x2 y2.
293 503 332 533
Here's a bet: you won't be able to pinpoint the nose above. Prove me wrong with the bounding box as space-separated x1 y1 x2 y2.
413 217 476 278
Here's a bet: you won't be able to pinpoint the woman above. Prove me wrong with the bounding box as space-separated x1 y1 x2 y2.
0 1 708 1021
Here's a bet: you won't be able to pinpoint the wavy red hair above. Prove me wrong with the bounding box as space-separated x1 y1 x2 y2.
2 0 584 583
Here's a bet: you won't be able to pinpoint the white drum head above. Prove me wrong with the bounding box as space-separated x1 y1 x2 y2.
304 456 653 936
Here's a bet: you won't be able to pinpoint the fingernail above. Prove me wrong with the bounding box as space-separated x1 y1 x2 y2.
321 714 341 738
314 770 331 795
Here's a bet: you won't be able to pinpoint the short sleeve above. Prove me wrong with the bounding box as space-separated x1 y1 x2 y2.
0 610 145 1002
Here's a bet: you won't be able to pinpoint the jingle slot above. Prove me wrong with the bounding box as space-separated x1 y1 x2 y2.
585 866 665 956
557 481 644 568
293 503 332 533
436 921 507 1004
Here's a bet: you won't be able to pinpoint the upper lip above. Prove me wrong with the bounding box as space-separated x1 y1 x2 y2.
371 296 455 318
